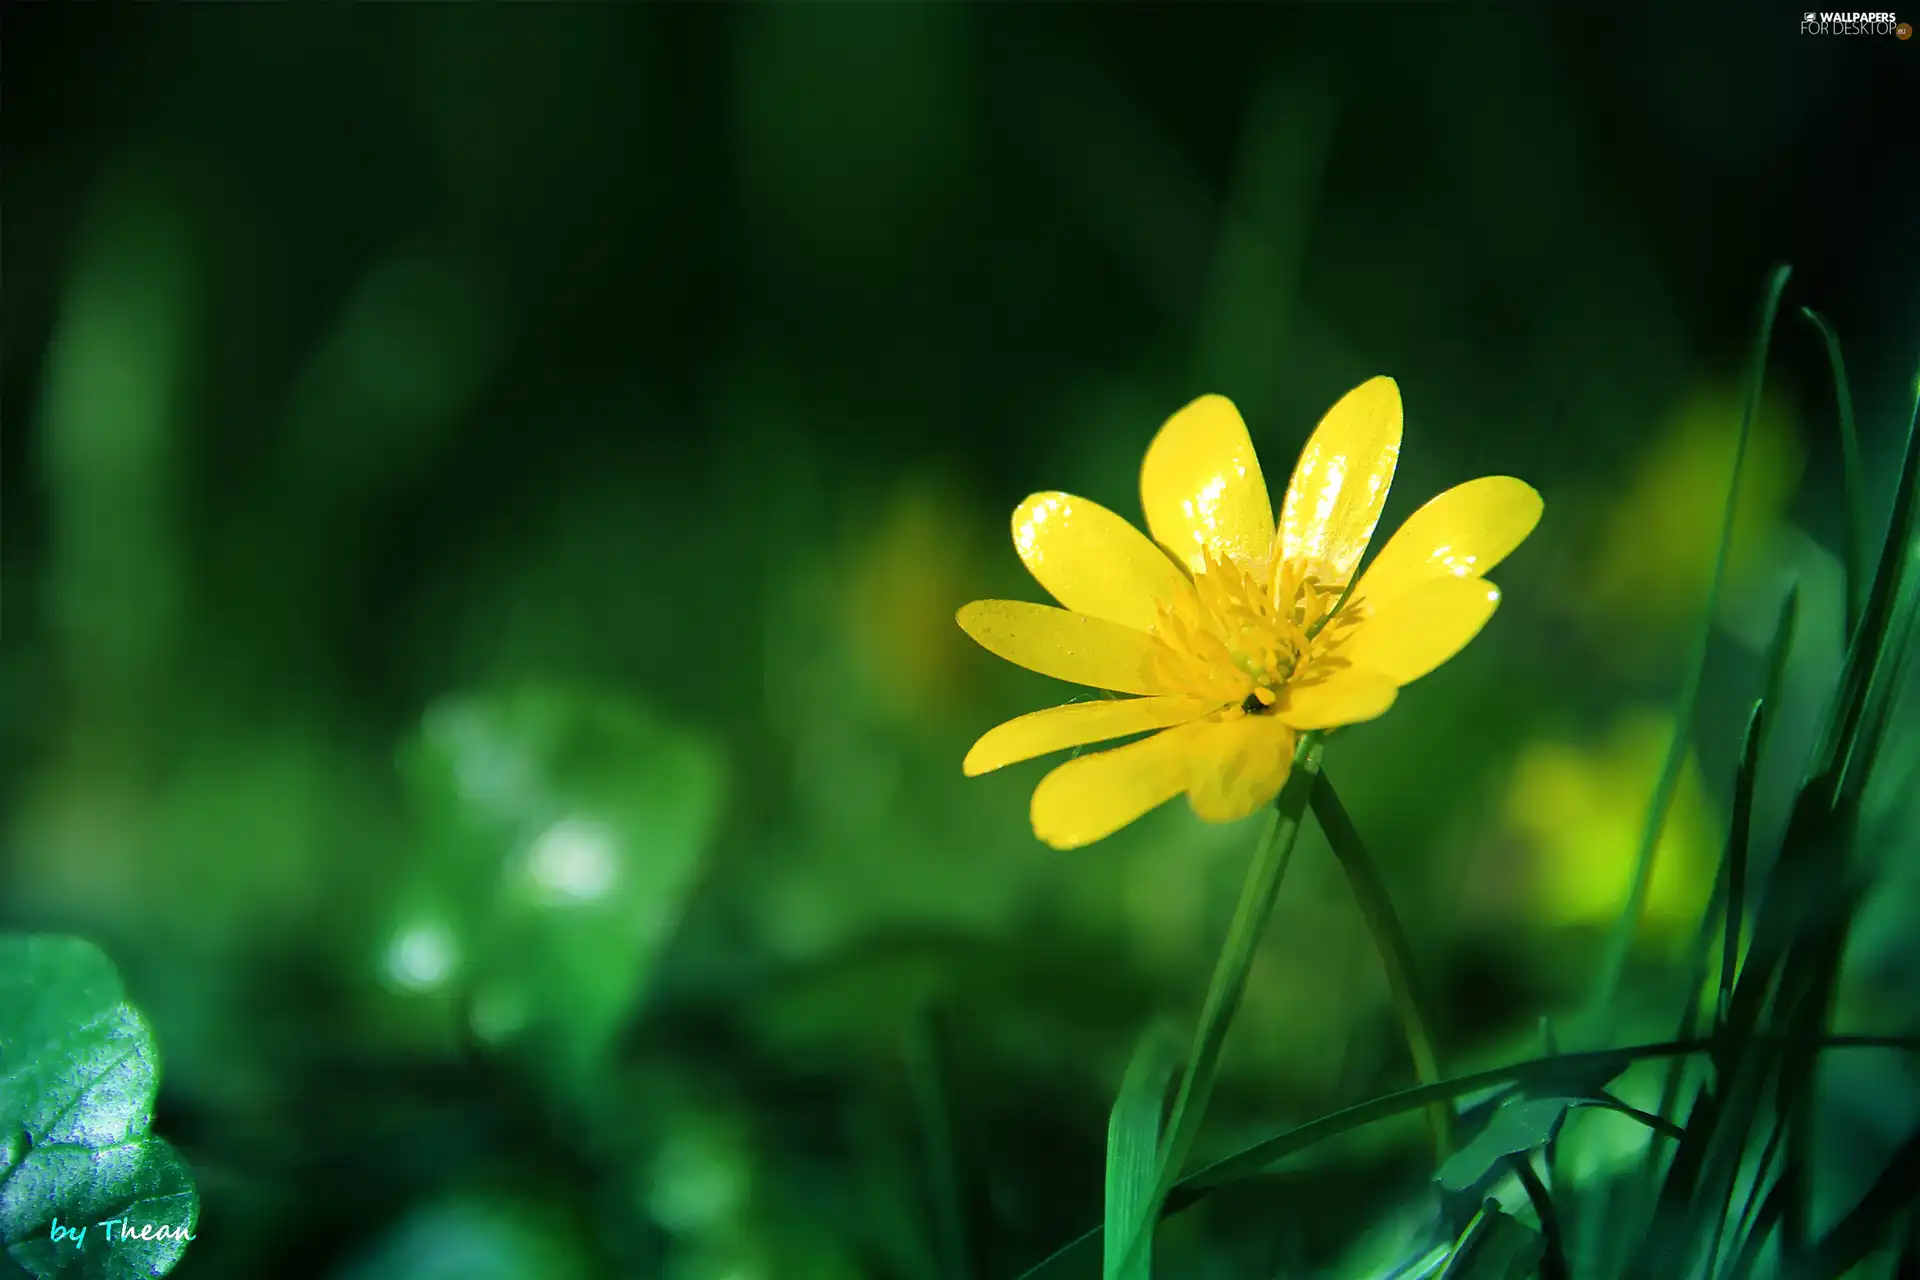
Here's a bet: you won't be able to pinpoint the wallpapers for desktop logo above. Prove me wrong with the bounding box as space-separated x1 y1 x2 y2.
1800 10 1912 35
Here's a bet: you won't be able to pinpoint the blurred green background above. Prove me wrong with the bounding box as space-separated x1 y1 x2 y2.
4 5 1918 1277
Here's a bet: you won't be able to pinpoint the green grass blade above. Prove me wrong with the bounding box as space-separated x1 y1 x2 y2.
1313 773 1455 1160
1725 1168 1788 1280
907 1009 972 1280
1588 264 1794 1026
1622 585 1793 1275
1721 697 1766 1025
1439 1203 1547 1280
1777 902 1853 1270
1803 1124 1920 1279
1104 1028 1181 1280
1009 1035 1920 1280
1725 1105 1789 1275
1724 583 1798 1021
1799 308 1869 639
1843 553 1919 809
1824 365 1920 796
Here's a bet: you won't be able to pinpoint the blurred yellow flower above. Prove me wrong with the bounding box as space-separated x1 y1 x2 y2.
840 479 983 721
1501 710 1718 940
957 378 1543 849
1579 385 1802 647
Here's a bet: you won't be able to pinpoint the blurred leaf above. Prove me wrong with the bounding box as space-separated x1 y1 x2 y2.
1502 710 1721 942
335 1195 594 1280
39 178 195 716
396 686 726 1077
0 938 197 1279
0 939 157 1150
0 1140 196 1280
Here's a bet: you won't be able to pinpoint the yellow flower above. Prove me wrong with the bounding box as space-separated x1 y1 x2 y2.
956 378 1543 849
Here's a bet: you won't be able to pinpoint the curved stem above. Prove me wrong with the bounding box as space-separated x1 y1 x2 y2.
1311 774 1455 1160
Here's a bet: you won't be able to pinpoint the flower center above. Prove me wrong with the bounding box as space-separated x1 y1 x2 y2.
1150 551 1364 711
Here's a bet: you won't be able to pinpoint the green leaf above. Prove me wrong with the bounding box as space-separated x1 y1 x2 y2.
0 937 197 1279
0 1140 196 1280
1103 1028 1179 1280
397 685 726 1077
1435 1098 1573 1195
0 939 158 1150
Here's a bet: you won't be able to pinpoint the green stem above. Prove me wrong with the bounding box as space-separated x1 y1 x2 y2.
1311 775 1456 1160
1117 733 1322 1271
1511 1155 1570 1280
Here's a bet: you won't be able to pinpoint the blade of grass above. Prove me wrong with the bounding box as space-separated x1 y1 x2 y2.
1172 1035 1919 1213
1440 1203 1547 1280
1824 365 1920 797
1843 553 1919 810
1623 586 1794 1274
1588 264 1794 1028
1799 308 1869 640
1103 1028 1181 1280
1630 584 1788 1244
1721 697 1765 1024
1726 1165 1789 1280
1801 1124 1920 1280
1313 773 1456 1161
1012 1033 1920 1280
1777 898 1853 1271
907 1008 971 1280
1539 1018 1575 1264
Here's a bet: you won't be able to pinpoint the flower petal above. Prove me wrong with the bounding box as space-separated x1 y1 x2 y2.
1352 476 1542 610
1139 395 1275 574
1275 666 1398 730
962 694 1218 776
1186 712 1296 823
1276 377 1402 587
956 600 1166 695
1030 719 1214 848
1012 492 1196 630
1344 576 1501 685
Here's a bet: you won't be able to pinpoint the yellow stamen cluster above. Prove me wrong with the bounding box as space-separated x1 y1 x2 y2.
1150 552 1367 710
